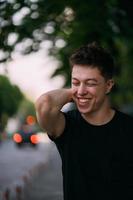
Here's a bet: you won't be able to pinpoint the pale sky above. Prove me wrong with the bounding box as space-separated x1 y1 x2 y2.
0 51 65 102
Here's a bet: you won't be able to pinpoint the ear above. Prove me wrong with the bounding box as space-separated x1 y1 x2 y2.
106 79 114 94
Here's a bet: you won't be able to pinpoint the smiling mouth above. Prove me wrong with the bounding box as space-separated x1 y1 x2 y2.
77 98 92 105
78 98 88 103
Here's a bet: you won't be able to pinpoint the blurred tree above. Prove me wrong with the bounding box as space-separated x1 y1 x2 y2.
0 0 133 106
16 98 42 131
0 75 23 133
17 98 37 123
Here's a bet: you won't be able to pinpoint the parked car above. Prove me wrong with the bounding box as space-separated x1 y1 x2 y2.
12 124 39 147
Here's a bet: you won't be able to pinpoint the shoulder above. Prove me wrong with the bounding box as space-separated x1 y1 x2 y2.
62 109 82 134
63 109 81 121
116 109 133 125
49 109 80 143
117 109 133 119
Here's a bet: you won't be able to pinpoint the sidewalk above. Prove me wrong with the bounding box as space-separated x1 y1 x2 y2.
23 142 63 200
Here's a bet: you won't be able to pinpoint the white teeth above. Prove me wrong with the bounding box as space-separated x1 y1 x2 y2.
79 99 88 103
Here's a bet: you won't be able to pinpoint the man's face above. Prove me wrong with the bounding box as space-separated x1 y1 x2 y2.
71 64 114 115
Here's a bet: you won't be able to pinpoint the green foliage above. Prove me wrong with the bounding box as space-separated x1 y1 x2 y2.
17 98 37 123
0 0 133 106
17 98 42 131
0 75 23 131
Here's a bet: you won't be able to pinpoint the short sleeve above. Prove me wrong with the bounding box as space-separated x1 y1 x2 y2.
47 111 73 145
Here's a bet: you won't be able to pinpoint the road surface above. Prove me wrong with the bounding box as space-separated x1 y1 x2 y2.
0 137 63 200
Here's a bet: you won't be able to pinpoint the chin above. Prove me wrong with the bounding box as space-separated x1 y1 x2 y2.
77 106 92 114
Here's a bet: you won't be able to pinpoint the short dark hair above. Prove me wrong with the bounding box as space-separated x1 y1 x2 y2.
69 42 115 80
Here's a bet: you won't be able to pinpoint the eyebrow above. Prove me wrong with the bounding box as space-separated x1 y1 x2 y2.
72 77 98 82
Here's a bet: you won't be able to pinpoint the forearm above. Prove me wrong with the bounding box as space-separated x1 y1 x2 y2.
44 88 73 110
35 88 73 135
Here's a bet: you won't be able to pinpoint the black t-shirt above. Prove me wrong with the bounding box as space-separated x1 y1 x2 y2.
49 109 133 200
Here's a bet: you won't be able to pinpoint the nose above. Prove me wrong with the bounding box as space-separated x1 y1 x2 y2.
77 83 87 96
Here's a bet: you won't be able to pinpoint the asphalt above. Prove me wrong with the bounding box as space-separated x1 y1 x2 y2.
22 142 63 200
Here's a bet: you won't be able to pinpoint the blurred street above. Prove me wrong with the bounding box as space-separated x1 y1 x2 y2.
0 138 63 200
23 141 63 200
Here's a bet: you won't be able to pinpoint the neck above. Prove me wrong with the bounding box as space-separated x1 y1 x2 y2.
82 99 115 126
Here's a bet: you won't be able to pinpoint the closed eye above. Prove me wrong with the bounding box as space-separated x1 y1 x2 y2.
86 82 98 87
72 82 80 86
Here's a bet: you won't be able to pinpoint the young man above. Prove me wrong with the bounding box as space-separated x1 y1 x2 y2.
35 42 133 200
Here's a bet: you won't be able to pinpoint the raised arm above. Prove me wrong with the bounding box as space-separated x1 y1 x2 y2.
35 89 73 138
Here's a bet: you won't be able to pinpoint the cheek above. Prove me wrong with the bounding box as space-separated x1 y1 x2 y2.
90 88 105 99
96 89 107 102
71 85 78 94
87 88 97 95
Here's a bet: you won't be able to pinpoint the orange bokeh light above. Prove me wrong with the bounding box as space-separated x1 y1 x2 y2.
13 133 23 143
30 135 38 144
26 115 36 125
